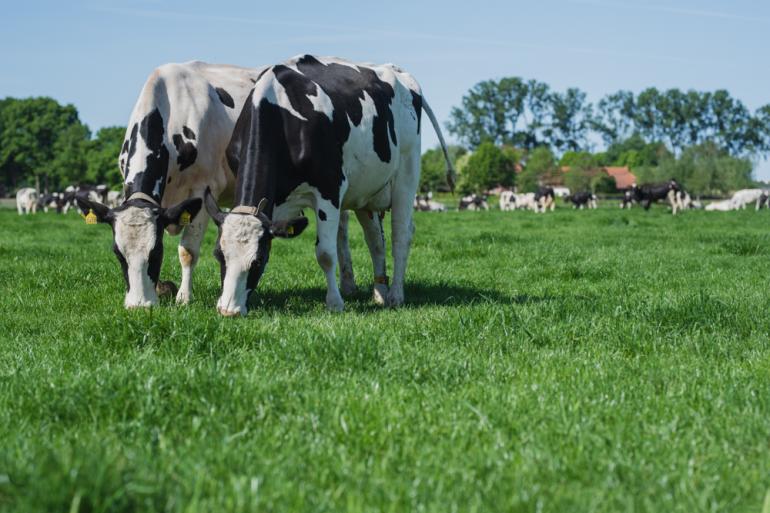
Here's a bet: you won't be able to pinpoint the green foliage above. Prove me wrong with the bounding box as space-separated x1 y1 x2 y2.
86 127 127 187
0 97 126 193
518 146 557 192
458 142 516 194
420 145 467 192
2 209 770 512
562 153 595 192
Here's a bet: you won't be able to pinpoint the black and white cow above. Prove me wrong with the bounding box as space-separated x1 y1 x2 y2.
203 55 455 316
459 194 489 211
534 186 555 213
565 191 597 209
628 179 682 214
38 192 67 213
76 61 265 308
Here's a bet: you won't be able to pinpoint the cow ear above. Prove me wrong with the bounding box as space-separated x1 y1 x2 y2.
162 198 203 228
270 217 308 239
203 187 226 226
76 197 112 224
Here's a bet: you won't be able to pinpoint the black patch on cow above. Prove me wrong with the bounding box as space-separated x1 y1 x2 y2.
167 177 172 184
250 78 256 84
318 209 327 221
315 236 319 247
182 126 196 140
125 109 169 202
122 123 139 178
216 87 235 109
410 90 422 134
172 133 197 171
113 242 130 291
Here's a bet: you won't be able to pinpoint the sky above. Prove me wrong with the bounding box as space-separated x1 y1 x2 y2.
2 0 769 177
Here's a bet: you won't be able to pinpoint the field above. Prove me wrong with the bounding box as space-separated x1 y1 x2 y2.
1 204 769 512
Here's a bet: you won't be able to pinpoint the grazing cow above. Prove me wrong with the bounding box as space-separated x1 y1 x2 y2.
38 192 66 213
513 192 538 211
628 180 682 214
729 188 765 210
565 191 597 209
459 194 489 211
202 55 455 316
534 186 555 213
619 188 635 209
16 188 38 215
705 199 734 211
75 61 266 308
414 193 445 212
499 190 516 211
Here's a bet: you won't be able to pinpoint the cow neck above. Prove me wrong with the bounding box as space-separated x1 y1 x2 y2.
125 179 164 206
235 158 276 218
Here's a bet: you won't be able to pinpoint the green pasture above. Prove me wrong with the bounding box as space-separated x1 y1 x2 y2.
0 205 769 512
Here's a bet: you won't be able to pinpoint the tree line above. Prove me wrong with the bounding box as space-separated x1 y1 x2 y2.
422 78 766 196
0 97 125 194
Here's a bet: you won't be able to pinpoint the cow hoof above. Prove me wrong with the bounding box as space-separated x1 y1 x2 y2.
218 307 243 317
340 280 357 297
326 294 345 312
175 289 192 305
373 284 388 306
386 291 404 308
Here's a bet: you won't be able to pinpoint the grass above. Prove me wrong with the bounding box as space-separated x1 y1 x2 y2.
0 204 769 512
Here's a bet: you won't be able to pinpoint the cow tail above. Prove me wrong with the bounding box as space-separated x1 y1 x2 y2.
422 97 457 193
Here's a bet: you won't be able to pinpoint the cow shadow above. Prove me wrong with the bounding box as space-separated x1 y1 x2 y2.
226 280 557 315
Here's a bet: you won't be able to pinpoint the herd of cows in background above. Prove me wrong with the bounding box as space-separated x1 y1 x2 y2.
8 55 769 317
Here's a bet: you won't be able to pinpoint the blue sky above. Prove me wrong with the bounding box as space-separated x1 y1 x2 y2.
2 0 768 177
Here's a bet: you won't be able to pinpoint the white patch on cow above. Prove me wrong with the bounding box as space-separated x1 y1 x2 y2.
257 72 307 122
216 214 265 317
315 56 361 72
113 207 159 308
306 82 334 121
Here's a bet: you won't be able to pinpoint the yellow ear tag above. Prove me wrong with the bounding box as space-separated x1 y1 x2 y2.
85 209 98 225
286 225 294 235
180 210 191 226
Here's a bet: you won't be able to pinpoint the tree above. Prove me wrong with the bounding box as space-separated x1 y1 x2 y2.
86 126 127 187
590 91 636 146
0 97 90 191
547 88 592 152
458 142 516 194
562 152 595 192
518 146 557 192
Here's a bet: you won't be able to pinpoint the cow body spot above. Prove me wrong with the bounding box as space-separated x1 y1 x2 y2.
172 133 198 171
318 209 327 221
216 87 235 108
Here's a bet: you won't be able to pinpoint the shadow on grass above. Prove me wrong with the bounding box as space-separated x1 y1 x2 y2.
206 280 559 315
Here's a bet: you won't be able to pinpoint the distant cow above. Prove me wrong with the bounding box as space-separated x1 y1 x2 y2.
730 189 765 210
758 191 769 210
534 187 555 213
629 180 682 214
106 190 124 208
38 192 66 213
565 191 597 210
459 194 489 211
705 200 734 211
414 193 445 212
552 186 570 198
16 188 38 215
619 188 635 209
499 190 516 211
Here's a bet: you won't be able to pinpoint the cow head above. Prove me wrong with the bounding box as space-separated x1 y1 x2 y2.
204 188 307 317
76 194 202 309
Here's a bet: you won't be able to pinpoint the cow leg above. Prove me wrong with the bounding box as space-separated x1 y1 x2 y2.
355 209 388 306
176 208 209 305
315 201 344 312
388 153 419 308
644 199 652 210
337 210 357 297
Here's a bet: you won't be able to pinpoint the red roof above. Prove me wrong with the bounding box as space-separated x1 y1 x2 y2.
604 167 637 189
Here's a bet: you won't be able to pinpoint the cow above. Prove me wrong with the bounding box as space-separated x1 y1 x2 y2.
729 189 765 210
414 193 445 212
619 188 635 209
705 199 734 211
75 61 266 309
202 55 455 316
459 194 489 211
552 186 570 198
38 192 66 213
534 186 555 213
16 188 38 215
106 190 124 208
499 190 516 211
758 191 769 210
628 180 682 214
565 191 597 209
